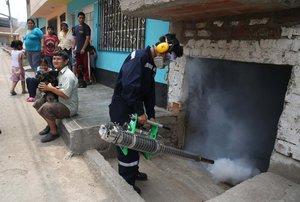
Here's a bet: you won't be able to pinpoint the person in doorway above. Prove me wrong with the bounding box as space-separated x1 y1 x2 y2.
42 25 59 70
72 11 91 88
33 50 78 143
109 33 183 194
24 18 44 73
25 57 50 102
10 40 27 95
70 26 77 75
58 21 73 69
89 45 97 83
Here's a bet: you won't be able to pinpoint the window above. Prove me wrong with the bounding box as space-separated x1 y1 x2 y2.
99 0 146 52
69 13 75 28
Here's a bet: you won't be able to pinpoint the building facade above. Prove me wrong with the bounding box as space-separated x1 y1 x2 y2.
27 0 171 107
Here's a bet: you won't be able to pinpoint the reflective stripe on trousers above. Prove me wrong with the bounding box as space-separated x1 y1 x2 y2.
118 160 139 167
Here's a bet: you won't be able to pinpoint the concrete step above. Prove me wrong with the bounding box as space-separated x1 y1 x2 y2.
207 172 300 202
107 153 228 202
58 84 112 154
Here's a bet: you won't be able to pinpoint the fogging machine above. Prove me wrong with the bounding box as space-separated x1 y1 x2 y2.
99 114 214 164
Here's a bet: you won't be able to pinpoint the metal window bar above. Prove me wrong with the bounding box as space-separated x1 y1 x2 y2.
99 0 146 52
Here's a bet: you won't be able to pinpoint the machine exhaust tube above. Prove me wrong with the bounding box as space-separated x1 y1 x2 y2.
99 123 214 164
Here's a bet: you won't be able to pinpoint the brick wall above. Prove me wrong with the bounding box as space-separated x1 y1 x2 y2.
168 9 300 182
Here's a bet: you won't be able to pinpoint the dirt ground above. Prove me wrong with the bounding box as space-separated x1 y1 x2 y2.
0 49 125 202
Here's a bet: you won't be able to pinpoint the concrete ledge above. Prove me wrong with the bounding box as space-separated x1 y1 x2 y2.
207 172 300 202
58 83 181 155
269 152 300 184
83 149 144 202
58 118 110 154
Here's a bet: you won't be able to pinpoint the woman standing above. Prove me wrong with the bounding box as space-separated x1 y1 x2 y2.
24 18 44 73
58 21 73 69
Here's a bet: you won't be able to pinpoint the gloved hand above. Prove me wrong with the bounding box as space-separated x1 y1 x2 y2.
138 114 147 124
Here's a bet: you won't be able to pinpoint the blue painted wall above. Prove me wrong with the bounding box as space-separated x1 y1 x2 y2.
34 18 46 30
38 18 46 29
67 0 170 84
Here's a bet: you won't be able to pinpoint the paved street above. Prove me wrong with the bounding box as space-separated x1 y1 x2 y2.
0 49 127 202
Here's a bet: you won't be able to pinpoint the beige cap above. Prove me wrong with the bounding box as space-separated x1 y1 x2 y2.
61 21 68 26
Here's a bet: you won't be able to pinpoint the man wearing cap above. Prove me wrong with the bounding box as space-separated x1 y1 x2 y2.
109 33 183 194
58 21 73 69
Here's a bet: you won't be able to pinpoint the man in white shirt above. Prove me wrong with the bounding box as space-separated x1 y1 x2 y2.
34 50 78 143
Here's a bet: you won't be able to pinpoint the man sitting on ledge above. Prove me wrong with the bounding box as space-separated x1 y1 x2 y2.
34 50 78 143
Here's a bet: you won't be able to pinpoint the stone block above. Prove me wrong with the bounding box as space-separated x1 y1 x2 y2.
291 39 300 51
197 30 211 37
274 139 293 157
184 30 196 37
249 17 269 25
186 39 196 48
213 20 224 27
195 22 207 29
217 40 227 49
230 21 239 26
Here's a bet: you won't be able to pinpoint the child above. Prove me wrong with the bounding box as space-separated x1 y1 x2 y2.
10 40 27 95
25 57 50 102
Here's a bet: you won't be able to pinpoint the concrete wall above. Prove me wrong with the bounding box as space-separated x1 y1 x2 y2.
167 10 300 183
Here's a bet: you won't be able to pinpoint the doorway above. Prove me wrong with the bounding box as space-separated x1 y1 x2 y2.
184 57 291 172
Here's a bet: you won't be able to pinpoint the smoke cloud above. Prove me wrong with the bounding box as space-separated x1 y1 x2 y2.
208 158 260 185
183 57 291 185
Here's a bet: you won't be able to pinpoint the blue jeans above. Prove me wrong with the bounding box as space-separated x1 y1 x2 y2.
26 77 39 98
27 51 41 72
44 55 54 70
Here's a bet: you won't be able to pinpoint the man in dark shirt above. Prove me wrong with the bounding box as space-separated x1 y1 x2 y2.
72 12 91 88
109 33 183 194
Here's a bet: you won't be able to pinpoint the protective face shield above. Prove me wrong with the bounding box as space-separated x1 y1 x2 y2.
154 56 164 69
154 52 178 69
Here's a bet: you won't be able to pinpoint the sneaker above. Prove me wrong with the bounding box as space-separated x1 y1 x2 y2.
26 97 35 102
78 83 87 88
10 90 17 96
41 132 59 143
136 172 148 181
133 184 141 194
39 126 50 136
78 79 87 88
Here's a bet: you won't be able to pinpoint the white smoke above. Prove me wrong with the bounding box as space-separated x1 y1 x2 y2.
183 58 290 185
208 158 260 185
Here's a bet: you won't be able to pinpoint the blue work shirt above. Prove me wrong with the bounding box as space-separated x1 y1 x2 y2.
113 46 156 119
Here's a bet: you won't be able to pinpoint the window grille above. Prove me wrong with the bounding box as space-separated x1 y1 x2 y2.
99 0 146 52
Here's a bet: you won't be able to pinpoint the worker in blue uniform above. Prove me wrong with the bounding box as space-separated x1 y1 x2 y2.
109 33 183 194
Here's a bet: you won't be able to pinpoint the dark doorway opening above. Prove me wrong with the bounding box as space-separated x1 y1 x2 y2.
184 58 291 172
48 17 57 35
